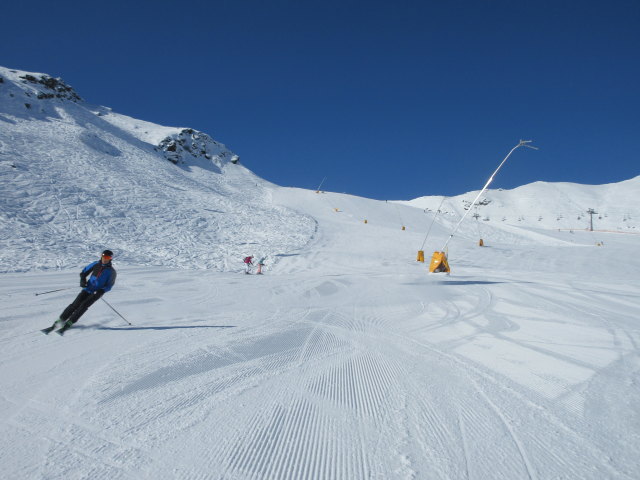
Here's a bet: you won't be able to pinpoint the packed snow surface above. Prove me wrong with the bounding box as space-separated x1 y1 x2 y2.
1 66 640 479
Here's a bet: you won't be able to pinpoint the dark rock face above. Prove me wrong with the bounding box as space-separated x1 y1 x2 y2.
156 128 234 168
18 74 82 102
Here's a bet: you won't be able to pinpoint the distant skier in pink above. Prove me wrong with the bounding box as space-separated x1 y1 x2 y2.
243 255 254 274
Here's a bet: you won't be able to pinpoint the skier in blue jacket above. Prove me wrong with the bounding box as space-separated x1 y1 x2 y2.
42 250 117 335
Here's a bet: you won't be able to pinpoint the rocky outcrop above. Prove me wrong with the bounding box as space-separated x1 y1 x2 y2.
156 128 238 167
18 73 82 102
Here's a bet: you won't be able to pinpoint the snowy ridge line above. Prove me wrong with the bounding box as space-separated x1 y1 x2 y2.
401 176 639 234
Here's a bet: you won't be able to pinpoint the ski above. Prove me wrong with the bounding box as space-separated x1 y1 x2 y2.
41 319 71 335
41 319 63 335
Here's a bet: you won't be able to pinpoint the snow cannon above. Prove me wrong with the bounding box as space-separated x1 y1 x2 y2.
429 251 450 274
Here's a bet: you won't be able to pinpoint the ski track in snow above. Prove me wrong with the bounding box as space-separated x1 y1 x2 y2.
3 226 640 479
4 255 639 479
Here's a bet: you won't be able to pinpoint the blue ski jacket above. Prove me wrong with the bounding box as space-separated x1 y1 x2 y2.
80 261 117 294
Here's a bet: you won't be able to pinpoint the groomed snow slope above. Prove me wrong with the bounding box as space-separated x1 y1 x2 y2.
2 187 639 479
1 66 639 479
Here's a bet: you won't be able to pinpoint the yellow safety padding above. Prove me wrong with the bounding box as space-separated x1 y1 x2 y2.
402 226 406 230
364 219 368 224
479 238 484 246
417 250 425 262
429 251 451 273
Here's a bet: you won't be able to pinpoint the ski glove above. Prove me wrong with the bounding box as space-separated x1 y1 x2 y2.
94 289 105 298
80 276 87 288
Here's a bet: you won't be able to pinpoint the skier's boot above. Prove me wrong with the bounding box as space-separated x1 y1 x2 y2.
56 320 74 336
41 318 64 335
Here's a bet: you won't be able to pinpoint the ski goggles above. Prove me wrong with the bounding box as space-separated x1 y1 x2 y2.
101 253 113 260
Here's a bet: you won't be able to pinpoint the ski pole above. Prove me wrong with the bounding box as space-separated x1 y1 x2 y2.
101 298 132 326
35 287 72 296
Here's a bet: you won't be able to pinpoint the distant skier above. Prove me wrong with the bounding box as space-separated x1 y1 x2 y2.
243 255 254 274
256 257 266 275
42 250 117 335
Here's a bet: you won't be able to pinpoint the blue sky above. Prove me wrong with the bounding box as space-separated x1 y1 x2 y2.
2 0 638 200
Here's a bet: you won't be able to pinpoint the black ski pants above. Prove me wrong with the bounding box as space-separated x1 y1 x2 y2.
60 290 103 324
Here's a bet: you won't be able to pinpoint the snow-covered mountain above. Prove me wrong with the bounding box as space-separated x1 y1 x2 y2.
2 65 638 274
2 66 640 479
401 177 639 233
0 66 316 273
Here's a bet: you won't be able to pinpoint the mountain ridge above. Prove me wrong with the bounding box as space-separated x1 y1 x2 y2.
401 176 639 233
0 65 315 273
1 65 637 275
